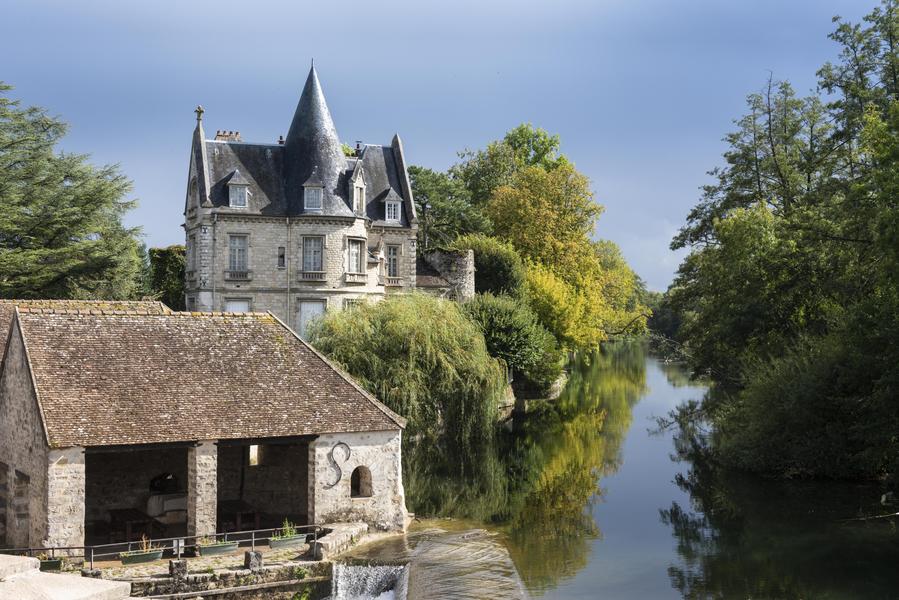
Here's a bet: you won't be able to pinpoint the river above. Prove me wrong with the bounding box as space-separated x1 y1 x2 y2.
348 343 899 599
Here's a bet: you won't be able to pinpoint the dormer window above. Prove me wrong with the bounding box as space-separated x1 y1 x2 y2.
227 169 250 208
229 185 248 208
304 187 323 210
354 184 365 214
386 200 401 222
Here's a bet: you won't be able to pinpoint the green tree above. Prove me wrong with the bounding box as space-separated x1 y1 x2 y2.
0 83 143 299
408 165 491 253
308 293 505 476
668 2 899 480
449 234 525 296
148 245 186 311
462 293 562 393
453 123 569 205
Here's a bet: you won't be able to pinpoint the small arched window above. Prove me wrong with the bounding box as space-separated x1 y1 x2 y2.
350 466 372 498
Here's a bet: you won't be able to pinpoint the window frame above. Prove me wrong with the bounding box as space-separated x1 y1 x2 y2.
277 246 286 269
304 186 323 210
354 184 365 214
348 238 365 274
229 184 249 208
385 200 401 222
302 236 324 272
386 245 400 278
228 234 249 272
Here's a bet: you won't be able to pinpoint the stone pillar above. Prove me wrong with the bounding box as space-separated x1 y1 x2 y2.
44 447 85 550
187 441 217 538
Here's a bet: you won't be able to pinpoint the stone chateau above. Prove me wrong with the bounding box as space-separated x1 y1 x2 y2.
183 64 471 338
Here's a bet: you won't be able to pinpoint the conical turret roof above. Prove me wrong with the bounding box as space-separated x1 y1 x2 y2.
283 64 352 216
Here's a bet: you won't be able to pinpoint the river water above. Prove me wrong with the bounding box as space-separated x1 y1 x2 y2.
352 343 899 599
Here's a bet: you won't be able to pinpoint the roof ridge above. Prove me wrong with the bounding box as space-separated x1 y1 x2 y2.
15 308 273 319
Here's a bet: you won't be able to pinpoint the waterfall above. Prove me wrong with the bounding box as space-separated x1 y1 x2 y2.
331 562 409 600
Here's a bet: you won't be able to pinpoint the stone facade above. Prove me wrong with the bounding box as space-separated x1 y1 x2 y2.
308 431 406 531
187 441 217 537
45 447 85 550
217 442 309 521
0 320 49 548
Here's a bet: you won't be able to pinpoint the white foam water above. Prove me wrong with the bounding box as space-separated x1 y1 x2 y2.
330 562 408 600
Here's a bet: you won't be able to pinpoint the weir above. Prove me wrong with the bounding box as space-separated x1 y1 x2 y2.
330 562 409 599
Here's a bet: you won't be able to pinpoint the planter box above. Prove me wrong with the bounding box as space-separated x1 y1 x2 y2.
197 542 239 556
39 558 62 571
120 549 164 565
269 535 304 549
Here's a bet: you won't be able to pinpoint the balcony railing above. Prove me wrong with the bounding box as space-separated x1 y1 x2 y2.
299 271 326 282
224 270 252 281
185 270 197 282
345 272 367 284
381 276 404 287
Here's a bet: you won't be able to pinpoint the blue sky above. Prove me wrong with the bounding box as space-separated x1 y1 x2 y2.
1 0 872 290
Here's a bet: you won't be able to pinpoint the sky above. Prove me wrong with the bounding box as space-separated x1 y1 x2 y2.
1 0 873 291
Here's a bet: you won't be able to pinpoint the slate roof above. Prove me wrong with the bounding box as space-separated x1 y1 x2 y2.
191 65 418 226
11 309 404 448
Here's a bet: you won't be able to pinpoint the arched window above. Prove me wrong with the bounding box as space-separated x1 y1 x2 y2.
350 466 372 498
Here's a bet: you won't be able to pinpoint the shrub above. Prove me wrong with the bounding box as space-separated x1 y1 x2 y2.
450 234 526 296
463 293 562 394
308 293 505 474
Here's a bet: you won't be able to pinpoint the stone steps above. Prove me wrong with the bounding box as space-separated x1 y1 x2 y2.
0 554 131 600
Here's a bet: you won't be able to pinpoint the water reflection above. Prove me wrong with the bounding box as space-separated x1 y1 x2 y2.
404 342 648 595
663 393 899 600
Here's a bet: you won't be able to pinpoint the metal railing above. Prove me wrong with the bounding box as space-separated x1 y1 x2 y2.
299 271 326 281
224 270 252 281
0 523 325 571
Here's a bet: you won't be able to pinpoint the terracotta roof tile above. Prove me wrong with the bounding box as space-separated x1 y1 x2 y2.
13 309 402 448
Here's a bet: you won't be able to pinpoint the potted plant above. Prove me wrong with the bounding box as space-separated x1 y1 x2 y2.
37 552 62 571
269 518 304 549
120 535 164 565
196 536 239 556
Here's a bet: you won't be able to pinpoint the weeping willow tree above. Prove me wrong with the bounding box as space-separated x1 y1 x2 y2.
308 293 506 488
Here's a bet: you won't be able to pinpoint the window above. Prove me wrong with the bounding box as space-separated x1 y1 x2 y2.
304 187 323 210
386 245 400 278
354 184 365 213
348 239 364 274
225 299 251 312
303 237 323 272
277 246 286 269
350 466 372 498
186 297 197 311
229 185 248 208
385 200 400 222
298 300 326 340
248 445 260 466
228 235 248 271
343 298 362 309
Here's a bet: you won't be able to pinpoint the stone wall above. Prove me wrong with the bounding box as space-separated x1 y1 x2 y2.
0 320 49 548
217 443 309 523
187 441 217 537
46 447 85 549
84 448 187 523
422 250 475 301
308 431 406 531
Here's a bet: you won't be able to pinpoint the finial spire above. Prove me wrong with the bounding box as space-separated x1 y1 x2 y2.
195 105 204 123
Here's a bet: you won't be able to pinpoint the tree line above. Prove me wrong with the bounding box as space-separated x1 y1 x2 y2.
658 1 899 483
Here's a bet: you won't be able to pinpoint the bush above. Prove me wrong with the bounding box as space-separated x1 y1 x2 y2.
463 293 563 394
450 234 525 296
308 293 505 474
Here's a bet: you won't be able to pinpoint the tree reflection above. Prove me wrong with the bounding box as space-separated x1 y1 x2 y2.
661 392 899 599
405 342 648 595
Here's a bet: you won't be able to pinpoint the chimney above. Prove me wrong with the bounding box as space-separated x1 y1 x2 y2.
278 135 285 145
214 130 242 142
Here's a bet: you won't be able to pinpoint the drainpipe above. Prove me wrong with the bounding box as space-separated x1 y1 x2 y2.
286 216 291 323
211 213 218 310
